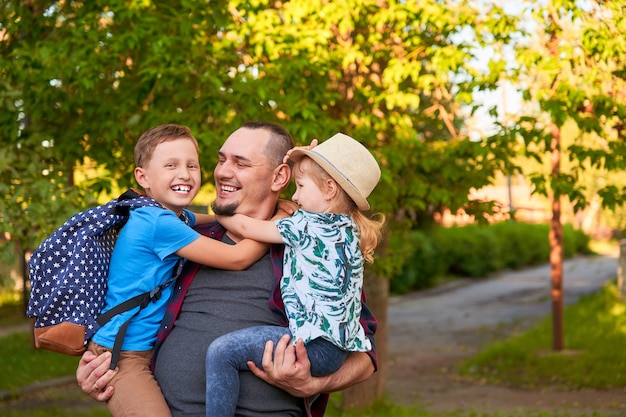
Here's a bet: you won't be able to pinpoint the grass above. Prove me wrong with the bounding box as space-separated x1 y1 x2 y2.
0 295 80 391
0 292 29 327
323 397 615 417
0 331 82 391
1 281 624 416
460 281 626 389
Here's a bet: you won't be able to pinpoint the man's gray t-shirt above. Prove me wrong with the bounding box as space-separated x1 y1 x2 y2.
153 244 304 417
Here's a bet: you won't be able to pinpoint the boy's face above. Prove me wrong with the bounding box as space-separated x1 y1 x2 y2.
135 137 201 214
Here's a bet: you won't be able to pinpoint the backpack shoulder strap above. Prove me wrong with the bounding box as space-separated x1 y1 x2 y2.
94 190 188 369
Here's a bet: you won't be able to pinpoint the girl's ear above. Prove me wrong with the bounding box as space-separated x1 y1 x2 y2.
325 178 340 201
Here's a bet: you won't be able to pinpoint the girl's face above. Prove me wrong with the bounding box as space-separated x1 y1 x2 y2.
134 137 201 215
291 169 332 213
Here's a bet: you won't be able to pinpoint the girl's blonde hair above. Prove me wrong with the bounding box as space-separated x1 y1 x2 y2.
294 157 385 263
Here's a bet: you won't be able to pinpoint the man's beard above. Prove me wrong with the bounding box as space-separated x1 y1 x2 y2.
211 200 238 216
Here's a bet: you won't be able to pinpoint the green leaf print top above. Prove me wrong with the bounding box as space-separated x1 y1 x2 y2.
275 209 372 352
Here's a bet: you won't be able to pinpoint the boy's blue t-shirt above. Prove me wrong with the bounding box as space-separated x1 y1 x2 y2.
92 206 199 351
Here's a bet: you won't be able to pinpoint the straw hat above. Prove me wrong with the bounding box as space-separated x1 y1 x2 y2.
288 133 380 210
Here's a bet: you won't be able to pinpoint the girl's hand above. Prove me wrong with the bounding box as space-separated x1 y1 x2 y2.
283 139 318 164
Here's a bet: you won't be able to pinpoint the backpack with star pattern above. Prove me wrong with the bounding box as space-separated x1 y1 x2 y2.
26 189 184 368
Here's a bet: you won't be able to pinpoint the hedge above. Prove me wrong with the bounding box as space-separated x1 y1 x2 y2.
390 221 592 294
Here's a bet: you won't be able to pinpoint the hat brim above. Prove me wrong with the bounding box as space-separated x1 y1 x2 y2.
289 149 371 210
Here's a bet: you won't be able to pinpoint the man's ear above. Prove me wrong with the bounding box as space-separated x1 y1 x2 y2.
271 163 291 192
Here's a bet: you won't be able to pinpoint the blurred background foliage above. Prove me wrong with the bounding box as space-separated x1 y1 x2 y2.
1 0 625 407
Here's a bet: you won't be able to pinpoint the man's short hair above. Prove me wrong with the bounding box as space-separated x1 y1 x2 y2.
241 121 294 168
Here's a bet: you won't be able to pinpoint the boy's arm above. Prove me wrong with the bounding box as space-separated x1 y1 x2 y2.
193 212 216 225
218 213 284 244
176 236 269 270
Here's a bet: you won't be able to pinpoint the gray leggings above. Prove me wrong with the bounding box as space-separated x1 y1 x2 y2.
205 325 348 417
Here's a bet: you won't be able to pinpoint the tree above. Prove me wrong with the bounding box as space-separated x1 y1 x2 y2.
0 0 275 266
205 0 523 407
5 0 624 411
493 0 626 350
1 0 520 409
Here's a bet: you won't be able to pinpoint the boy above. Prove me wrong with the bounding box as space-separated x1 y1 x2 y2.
89 124 269 417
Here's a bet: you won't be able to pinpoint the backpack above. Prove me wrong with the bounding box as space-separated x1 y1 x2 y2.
26 189 186 369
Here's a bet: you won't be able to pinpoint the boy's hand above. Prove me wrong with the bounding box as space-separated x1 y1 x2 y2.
276 200 298 217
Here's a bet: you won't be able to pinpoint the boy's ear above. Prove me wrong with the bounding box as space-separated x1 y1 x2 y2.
271 163 291 192
134 167 149 189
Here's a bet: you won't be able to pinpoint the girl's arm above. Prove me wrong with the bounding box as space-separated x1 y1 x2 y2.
218 214 284 244
176 236 269 270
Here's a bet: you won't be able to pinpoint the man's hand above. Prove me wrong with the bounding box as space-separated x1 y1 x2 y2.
247 335 322 398
249 335 376 398
76 350 117 401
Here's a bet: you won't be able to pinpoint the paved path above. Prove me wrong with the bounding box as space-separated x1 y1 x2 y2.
0 323 30 338
386 253 623 414
389 254 619 349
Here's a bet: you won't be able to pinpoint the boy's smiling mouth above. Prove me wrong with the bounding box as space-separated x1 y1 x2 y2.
172 185 191 194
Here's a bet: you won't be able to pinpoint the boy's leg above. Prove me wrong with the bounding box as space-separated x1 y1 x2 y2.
205 326 290 417
88 342 171 417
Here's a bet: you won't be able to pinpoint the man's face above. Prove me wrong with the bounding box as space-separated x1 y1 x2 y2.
212 127 278 219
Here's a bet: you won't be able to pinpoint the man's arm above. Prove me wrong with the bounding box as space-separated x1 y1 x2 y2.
312 350 374 393
247 335 375 397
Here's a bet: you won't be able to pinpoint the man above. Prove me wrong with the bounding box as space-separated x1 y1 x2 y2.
76 121 378 416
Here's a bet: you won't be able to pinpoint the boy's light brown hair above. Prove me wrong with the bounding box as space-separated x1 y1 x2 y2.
134 124 198 168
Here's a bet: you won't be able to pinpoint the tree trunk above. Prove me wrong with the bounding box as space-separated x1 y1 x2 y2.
618 240 626 300
549 122 564 351
341 267 388 409
546 14 565 352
